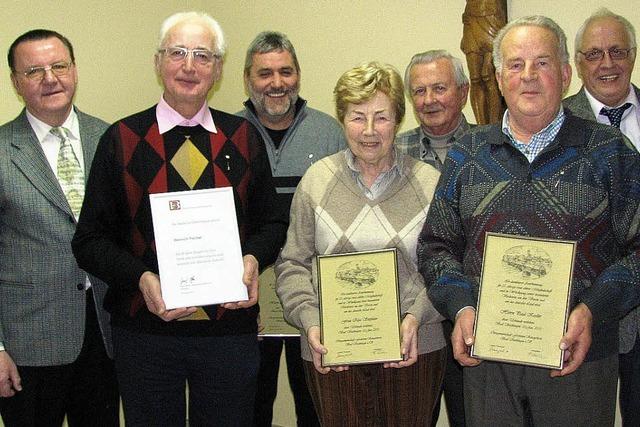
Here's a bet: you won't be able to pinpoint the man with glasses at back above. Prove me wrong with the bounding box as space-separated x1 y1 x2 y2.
0 29 119 426
564 8 640 425
564 8 638 152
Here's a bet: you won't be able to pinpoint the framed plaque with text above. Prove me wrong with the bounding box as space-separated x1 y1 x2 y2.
471 233 576 369
258 265 300 337
317 249 402 367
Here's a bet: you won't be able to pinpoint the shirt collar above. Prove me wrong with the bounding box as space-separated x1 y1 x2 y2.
26 107 79 143
501 107 565 143
156 96 216 134
344 147 404 175
584 85 639 114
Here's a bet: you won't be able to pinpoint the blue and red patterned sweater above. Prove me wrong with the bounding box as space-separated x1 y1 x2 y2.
418 111 640 361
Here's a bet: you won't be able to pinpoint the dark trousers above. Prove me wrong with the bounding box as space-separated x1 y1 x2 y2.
431 320 466 427
620 335 640 427
253 337 319 427
304 349 446 427
464 355 618 426
0 289 119 427
113 327 259 427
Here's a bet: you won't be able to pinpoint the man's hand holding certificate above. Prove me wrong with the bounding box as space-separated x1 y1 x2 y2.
139 271 197 321
222 255 259 310
471 233 576 370
148 187 250 311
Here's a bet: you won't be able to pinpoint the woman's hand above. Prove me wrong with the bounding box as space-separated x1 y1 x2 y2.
385 313 418 368
307 326 349 374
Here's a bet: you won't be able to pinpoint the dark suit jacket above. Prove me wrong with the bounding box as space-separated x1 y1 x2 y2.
564 85 640 354
0 108 113 366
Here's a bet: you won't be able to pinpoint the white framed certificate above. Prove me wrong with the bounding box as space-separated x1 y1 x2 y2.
149 187 247 309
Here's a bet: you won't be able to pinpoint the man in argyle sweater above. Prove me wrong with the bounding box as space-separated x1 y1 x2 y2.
72 12 286 426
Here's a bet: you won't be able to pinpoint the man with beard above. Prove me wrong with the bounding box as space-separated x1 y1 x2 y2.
564 9 640 425
238 31 345 427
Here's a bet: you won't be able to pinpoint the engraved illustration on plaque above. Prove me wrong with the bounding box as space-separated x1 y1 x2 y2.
501 245 552 279
335 260 380 288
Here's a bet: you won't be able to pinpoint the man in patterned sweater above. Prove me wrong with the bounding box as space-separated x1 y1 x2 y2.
71 12 286 426
418 15 640 426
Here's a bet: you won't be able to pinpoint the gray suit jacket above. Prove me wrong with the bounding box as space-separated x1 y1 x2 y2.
564 84 640 121
0 108 113 366
564 85 640 354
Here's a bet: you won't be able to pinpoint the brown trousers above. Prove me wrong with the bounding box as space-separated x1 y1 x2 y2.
304 348 446 427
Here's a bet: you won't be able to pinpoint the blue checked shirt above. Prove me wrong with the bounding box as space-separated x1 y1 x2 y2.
501 108 565 163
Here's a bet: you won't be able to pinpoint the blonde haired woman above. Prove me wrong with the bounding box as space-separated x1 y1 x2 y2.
276 62 445 426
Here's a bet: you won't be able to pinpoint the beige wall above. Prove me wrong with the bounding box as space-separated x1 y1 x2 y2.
0 1 635 426
0 0 472 128
2 1 637 131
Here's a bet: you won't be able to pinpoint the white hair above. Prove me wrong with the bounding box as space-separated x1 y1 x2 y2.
158 11 226 56
403 49 469 95
574 8 636 64
493 15 569 71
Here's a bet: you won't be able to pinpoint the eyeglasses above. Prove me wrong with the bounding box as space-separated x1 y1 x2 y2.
20 61 73 81
578 47 635 62
158 47 218 65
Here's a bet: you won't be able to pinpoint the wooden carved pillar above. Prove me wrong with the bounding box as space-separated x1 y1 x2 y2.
461 0 508 124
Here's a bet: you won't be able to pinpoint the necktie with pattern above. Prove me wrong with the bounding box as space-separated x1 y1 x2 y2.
599 103 632 128
51 126 84 218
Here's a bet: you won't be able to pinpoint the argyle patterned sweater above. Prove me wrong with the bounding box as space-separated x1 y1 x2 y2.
73 106 287 336
417 112 640 361
275 151 446 361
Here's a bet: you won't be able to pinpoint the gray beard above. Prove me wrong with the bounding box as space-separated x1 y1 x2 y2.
250 92 299 121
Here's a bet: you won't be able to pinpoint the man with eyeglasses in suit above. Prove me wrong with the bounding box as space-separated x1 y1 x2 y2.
0 29 119 426
564 8 638 149
564 8 640 426
72 11 286 426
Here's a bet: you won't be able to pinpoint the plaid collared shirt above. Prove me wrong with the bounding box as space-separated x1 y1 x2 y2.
501 108 565 163
396 115 471 171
